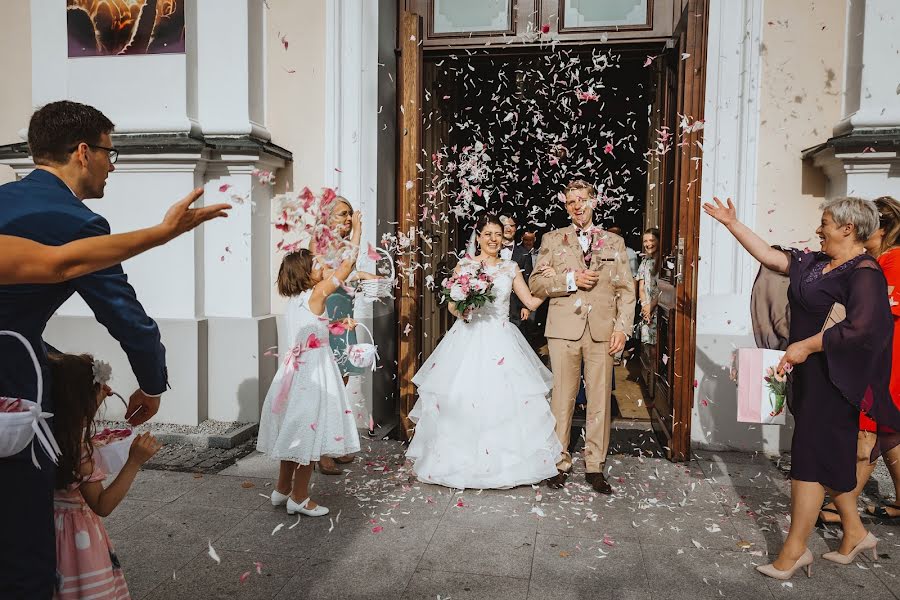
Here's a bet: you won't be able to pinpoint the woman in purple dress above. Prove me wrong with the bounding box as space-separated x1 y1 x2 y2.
704 196 900 581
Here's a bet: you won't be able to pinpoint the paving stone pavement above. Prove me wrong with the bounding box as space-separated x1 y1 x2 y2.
143 441 257 474
106 436 900 600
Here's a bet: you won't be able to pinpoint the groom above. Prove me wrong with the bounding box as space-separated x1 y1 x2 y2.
529 180 635 493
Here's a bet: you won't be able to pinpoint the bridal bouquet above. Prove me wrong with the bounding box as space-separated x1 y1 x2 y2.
439 262 495 321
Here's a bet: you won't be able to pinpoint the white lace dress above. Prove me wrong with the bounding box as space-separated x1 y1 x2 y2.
407 259 561 489
257 290 361 463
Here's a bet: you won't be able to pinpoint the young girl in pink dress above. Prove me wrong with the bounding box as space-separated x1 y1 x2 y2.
49 353 161 599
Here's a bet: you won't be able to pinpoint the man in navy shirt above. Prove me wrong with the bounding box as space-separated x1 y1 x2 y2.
0 101 168 597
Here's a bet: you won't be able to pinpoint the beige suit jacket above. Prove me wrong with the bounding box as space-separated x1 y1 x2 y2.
529 225 636 342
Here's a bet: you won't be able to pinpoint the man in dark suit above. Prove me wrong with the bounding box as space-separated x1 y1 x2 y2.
500 215 534 327
0 101 168 597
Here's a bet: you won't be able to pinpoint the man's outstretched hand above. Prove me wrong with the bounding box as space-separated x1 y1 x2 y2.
161 188 231 239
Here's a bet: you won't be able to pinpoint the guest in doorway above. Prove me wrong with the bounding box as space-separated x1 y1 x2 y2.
818 196 900 524
500 215 534 327
704 195 900 580
636 228 662 345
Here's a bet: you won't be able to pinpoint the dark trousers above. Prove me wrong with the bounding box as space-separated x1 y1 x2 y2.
0 450 57 598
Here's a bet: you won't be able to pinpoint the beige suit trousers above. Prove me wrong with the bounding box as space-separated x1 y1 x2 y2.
548 321 612 474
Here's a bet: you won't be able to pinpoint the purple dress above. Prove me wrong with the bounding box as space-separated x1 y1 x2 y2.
787 249 900 492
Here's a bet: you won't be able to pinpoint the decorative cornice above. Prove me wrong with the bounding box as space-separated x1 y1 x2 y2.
0 133 292 163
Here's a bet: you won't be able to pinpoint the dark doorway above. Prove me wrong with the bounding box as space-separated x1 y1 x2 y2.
419 46 653 361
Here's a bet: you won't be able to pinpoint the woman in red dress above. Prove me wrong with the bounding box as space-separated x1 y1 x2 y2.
820 196 900 524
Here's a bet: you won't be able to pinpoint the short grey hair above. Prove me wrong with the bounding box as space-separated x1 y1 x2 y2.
819 196 879 242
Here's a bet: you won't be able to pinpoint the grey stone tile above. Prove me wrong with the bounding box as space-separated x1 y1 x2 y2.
128 469 207 503
314 513 438 562
112 538 202 600
274 557 418 600
633 502 744 551
693 450 782 466
419 525 536 579
761 555 896 599
175 475 274 510
219 452 280 479
727 511 833 557
641 544 775 599
700 461 790 491
122 501 251 548
534 494 640 541
529 534 650 598
403 570 529 600
104 498 165 536
215 505 348 557
529 585 649 600
440 490 540 533
144 549 298 600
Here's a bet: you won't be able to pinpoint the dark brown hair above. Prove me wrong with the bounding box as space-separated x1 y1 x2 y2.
28 101 115 166
874 196 900 257
277 249 316 296
48 353 101 489
475 214 504 234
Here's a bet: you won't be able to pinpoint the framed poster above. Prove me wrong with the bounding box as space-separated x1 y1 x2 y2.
67 0 185 57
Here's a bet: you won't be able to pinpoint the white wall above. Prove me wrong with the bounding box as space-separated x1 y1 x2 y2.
693 0 848 453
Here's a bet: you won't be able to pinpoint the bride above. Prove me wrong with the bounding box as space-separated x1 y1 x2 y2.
407 214 562 489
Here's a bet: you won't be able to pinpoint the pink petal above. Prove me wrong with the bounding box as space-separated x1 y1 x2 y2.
310 423 317 431
218 184 232 192
367 243 381 262
372 526 383 533
497 357 505 365
239 572 251 584
254 562 263 574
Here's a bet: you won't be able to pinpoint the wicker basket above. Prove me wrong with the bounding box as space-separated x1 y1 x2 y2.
357 246 395 300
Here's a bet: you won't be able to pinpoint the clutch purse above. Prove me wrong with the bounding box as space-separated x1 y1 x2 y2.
820 303 846 333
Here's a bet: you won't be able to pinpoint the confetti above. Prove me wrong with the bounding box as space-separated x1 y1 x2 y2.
207 541 221 564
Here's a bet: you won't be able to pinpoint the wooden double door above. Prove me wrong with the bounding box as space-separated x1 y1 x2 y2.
396 0 710 461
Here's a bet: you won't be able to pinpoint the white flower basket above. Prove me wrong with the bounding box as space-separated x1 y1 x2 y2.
345 323 379 370
0 331 61 467
94 431 136 476
357 246 395 300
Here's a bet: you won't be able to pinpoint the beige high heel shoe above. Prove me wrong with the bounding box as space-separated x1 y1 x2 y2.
822 532 878 565
756 548 813 580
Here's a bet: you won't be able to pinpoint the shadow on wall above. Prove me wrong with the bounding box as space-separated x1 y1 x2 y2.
801 158 828 198
693 340 794 455
237 377 260 423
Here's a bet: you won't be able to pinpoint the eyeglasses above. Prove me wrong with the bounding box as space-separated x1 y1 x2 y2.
69 143 119 164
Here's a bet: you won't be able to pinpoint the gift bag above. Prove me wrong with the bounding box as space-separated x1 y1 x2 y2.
737 348 788 425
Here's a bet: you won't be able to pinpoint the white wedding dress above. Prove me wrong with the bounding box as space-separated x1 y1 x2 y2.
407 259 562 489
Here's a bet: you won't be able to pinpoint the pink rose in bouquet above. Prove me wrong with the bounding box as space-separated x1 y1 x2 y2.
439 262 495 321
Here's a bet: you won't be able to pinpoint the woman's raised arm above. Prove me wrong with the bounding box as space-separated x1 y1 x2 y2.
702 197 790 274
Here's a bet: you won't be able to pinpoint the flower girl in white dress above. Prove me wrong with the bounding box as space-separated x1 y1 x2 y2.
407 215 562 489
257 212 364 516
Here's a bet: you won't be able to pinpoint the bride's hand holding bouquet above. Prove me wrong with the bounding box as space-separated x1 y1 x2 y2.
440 261 496 322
